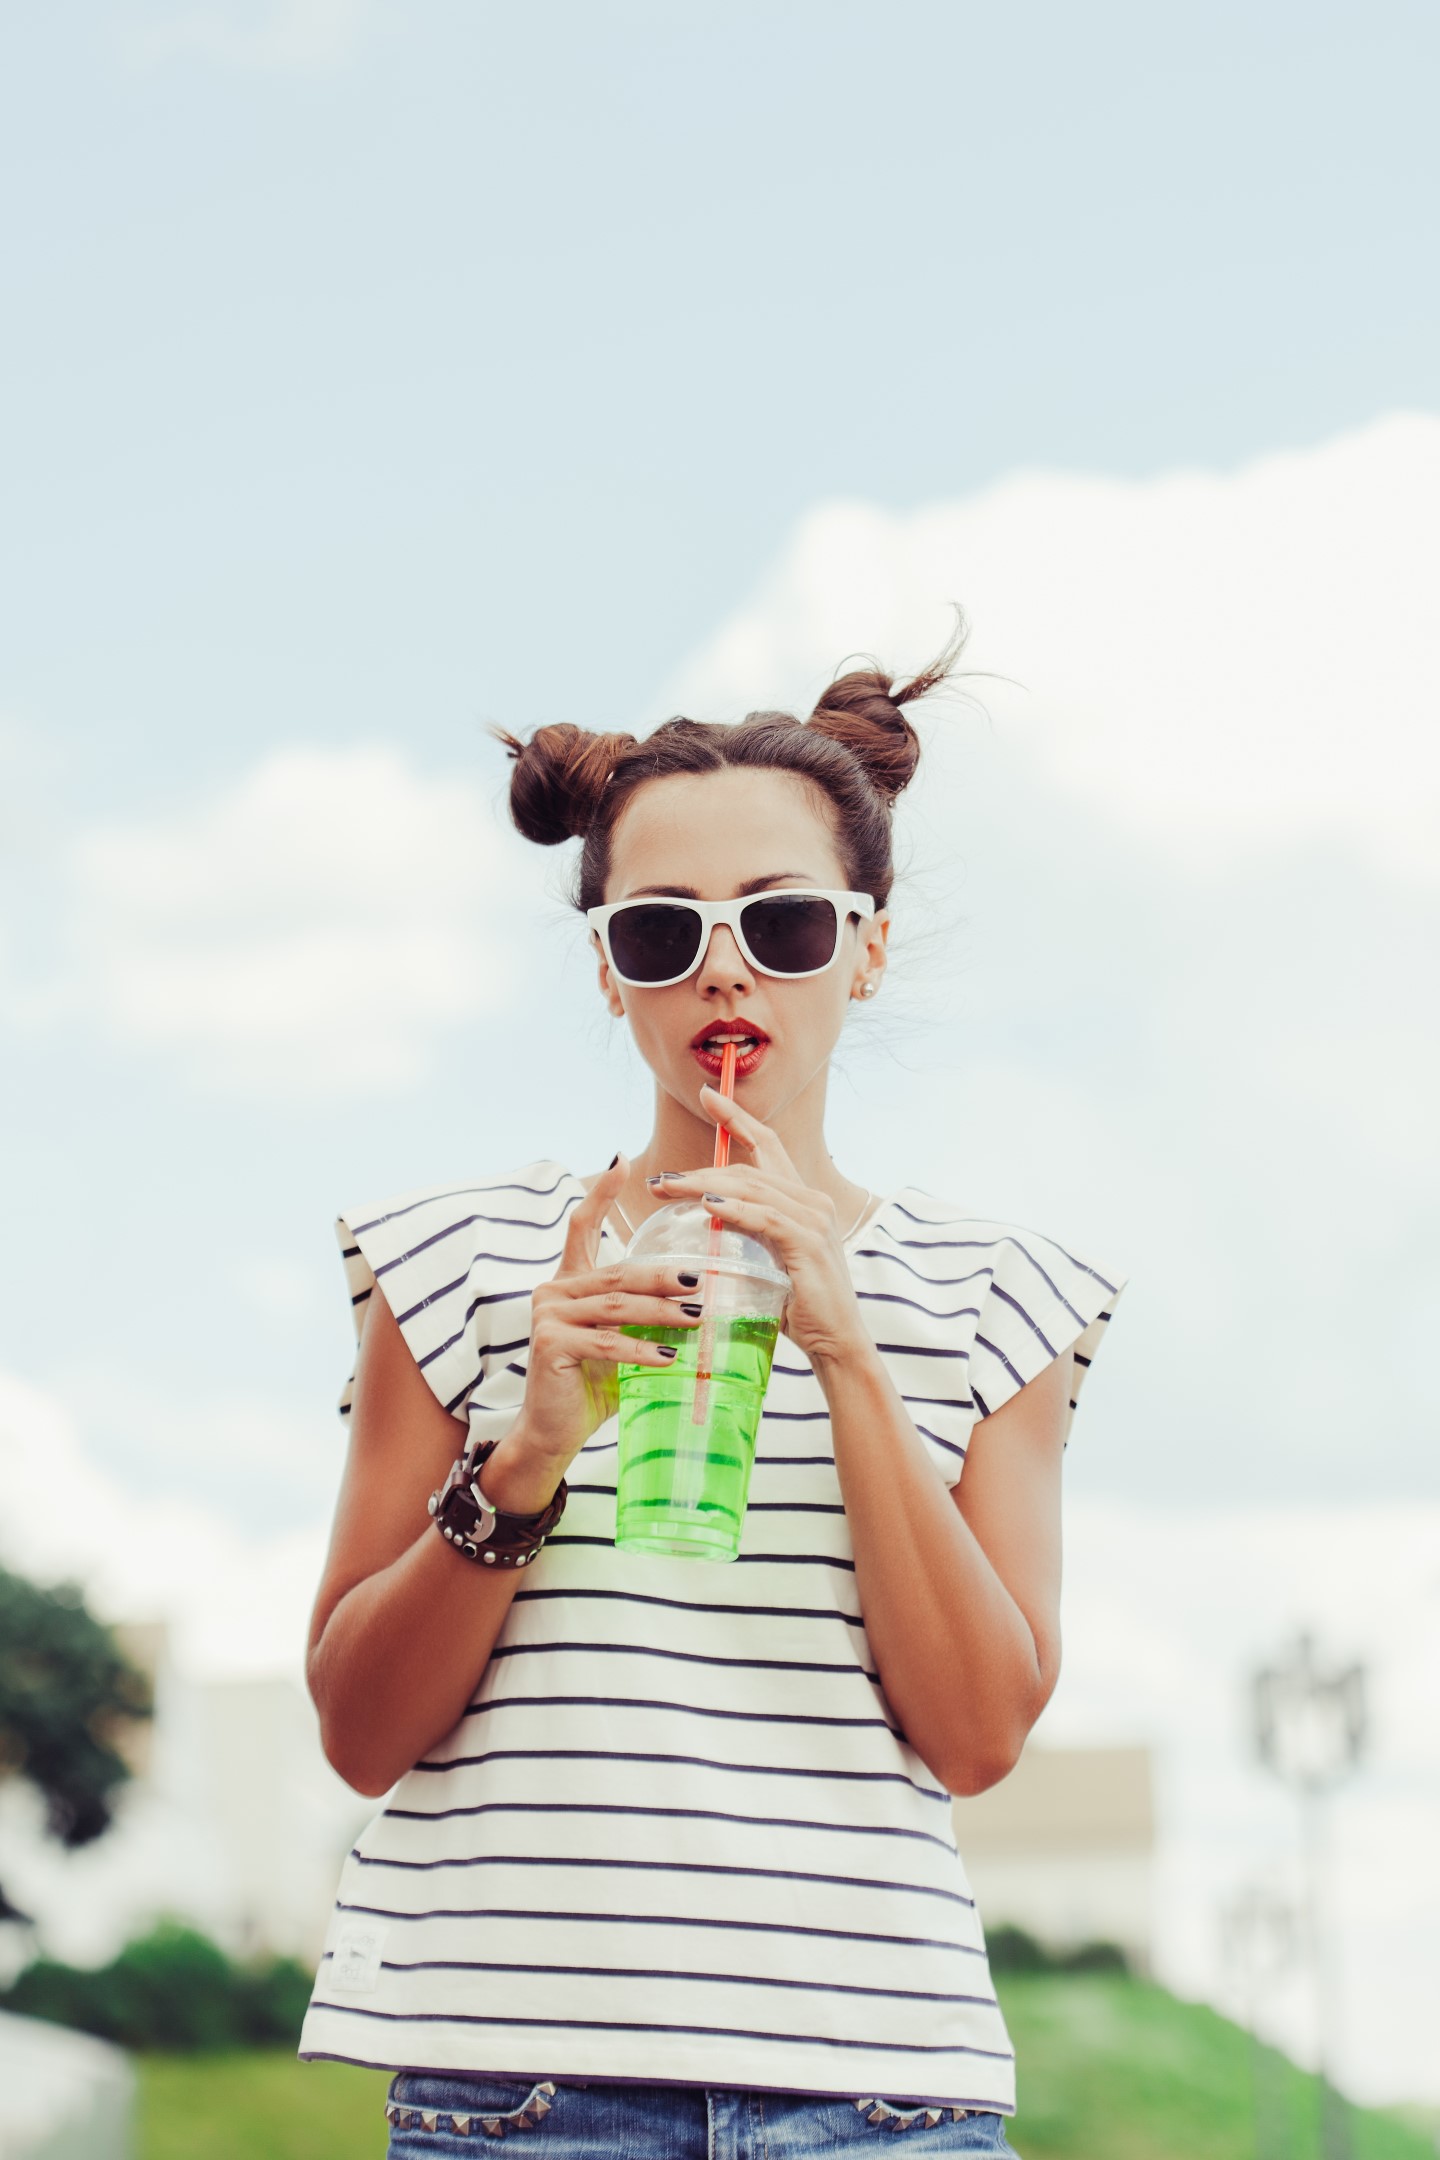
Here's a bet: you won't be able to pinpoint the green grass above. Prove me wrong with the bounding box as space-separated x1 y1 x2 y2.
135 1981 1436 2160
137 2051 390 2160
997 1973 1434 2160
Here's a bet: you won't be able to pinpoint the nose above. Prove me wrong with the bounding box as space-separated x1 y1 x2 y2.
695 922 755 996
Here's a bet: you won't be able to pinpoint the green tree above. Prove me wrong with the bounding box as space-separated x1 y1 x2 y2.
0 1562 153 1919
1 1920 316 2049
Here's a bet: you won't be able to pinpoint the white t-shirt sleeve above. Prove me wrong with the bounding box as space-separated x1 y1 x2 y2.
967 1221 1130 1436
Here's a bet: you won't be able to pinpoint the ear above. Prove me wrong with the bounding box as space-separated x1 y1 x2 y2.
856 907 890 987
592 931 626 1019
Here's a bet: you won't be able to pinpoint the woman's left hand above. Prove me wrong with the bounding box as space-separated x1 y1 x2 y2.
649 1084 874 1372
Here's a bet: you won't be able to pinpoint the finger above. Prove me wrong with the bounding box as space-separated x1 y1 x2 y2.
550 1320 683 1368
649 1165 805 1205
558 1154 629 1274
696 1084 797 1176
563 1290 704 1331
561 1258 708 1300
693 1190 823 1245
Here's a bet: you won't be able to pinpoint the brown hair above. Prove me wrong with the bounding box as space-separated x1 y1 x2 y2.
487 614 968 914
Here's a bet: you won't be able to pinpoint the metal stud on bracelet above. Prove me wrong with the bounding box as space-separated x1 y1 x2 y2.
429 1437 567 1567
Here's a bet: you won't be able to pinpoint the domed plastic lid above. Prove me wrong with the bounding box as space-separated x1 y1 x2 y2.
622 1199 790 1287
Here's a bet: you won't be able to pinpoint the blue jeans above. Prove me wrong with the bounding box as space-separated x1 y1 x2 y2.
384 2074 1022 2155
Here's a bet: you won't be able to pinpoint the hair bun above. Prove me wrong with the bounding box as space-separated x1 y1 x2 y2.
488 721 640 846
807 609 969 804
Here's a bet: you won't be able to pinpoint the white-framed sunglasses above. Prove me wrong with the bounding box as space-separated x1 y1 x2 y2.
586 888 877 988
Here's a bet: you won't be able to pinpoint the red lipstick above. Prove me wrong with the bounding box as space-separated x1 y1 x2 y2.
688 1017 770 1080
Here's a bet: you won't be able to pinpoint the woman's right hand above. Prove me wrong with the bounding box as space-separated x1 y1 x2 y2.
505 1154 703 1482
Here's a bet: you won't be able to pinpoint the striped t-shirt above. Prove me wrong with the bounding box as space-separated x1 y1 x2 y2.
298 1159 1129 2112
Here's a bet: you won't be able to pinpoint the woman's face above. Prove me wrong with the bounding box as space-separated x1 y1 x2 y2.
594 766 889 1123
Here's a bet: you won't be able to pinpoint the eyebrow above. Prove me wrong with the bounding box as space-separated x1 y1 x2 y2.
621 872 822 900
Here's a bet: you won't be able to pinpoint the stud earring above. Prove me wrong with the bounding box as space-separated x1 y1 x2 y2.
858 981 877 999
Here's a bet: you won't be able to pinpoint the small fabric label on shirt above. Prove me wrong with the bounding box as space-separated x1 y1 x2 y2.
330 1921 387 1993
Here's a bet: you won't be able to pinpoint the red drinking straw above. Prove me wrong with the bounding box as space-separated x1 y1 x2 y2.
690 1040 737 1424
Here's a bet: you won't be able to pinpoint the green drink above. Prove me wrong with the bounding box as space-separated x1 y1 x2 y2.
611 1200 790 1564
616 1314 782 1560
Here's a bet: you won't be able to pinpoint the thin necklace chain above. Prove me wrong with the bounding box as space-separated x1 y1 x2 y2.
609 1182 875 1247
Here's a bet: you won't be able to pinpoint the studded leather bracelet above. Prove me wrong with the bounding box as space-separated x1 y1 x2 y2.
427 1436 568 1569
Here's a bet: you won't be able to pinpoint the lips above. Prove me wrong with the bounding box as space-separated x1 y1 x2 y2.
688 1020 770 1080
690 1038 770 1079
688 1018 769 1051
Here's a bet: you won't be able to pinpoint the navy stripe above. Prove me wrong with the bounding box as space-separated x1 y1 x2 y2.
913 1424 967 1463
332 1900 984 1958
753 1453 838 1466
973 1333 1031 1398
484 1640 882 1683
886 1203 1122 1298
511 1587 868 1634
402 1743 948 1804
544 1536 857 1573
454 1693 900 1735
306 1999 1011 2060
747 1500 846 1515
851 1247 992 1289
320 1951 996 2010
984 1270 1088 1339
857 1288 983 1324
348 1172 570 1234
345 1851 972 1907
355 1200 574 1247
371 1799 954 1853
873 1341 965 1360
563 1482 846 1520
389 1271 470 1329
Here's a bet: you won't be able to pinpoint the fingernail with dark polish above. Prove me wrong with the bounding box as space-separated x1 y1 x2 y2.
680 1301 703 1317
678 1271 699 1287
607 1153 620 1169
658 1345 678 1360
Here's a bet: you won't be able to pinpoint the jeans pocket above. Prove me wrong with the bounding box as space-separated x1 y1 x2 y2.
386 2073 558 2142
849 2098 1016 2146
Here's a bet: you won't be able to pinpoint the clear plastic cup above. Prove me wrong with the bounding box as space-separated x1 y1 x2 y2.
615 1200 790 1562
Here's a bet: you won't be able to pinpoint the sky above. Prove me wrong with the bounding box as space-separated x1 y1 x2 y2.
2 0 1438 2112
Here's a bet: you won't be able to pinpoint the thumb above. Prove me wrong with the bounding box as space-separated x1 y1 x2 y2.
562 1152 629 1272
590 1152 629 1262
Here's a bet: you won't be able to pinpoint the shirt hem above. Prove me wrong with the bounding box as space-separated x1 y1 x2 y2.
296 2046 1017 2115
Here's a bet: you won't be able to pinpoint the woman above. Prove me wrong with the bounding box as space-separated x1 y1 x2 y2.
298 629 1130 2157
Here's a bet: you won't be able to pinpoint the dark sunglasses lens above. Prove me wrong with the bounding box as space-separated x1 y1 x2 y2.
608 903 703 983
741 895 841 974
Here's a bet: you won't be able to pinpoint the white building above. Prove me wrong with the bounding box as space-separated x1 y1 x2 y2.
0 1623 366 1974
952 1741 1157 1974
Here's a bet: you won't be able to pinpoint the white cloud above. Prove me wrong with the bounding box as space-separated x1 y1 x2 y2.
134 0 369 71
665 411 1440 885
0 1367 325 1680
6 743 543 1101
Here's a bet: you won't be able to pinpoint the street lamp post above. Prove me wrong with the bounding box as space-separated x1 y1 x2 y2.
1221 1883 1300 2160
1251 1629 1367 2160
